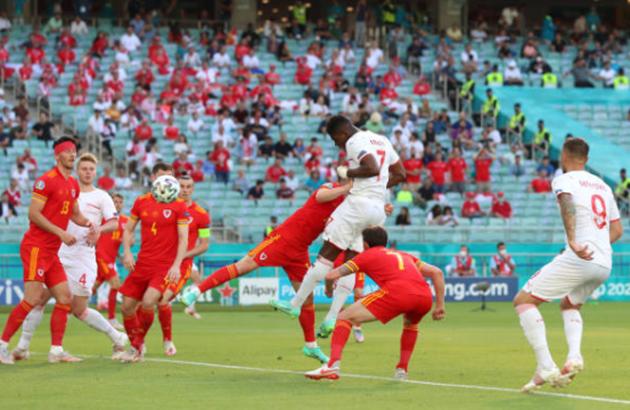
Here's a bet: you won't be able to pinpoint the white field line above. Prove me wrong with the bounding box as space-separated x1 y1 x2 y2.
50 353 630 406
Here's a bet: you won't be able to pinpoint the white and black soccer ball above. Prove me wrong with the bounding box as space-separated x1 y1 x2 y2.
152 175 180 203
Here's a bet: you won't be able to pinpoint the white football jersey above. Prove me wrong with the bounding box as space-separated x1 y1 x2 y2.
59 189 118 256
552 171 620 269
345 130 400 203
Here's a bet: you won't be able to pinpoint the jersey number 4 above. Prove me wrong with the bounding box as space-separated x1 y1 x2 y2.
79 274 87 289
591 194 607 229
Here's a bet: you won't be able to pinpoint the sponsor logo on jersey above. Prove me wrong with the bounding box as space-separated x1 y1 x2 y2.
35 181 45 190
163 210 172 218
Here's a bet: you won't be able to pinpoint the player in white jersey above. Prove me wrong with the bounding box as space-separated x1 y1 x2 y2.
270 115 405 321
12 154 129 362
513 138 623 392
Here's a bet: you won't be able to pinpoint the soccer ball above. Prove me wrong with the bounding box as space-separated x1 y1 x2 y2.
152 175 180 203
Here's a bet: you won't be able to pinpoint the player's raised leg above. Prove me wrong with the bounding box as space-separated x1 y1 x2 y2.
182 255 259 306
513 290 559 392
317 274 355 339
184 264 203 318
306 300 378 380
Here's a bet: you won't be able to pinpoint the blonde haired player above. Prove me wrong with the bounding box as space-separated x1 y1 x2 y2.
513 138 623 391
12 153 129 361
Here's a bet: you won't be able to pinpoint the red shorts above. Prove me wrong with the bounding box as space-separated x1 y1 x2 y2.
247 233 310 282
362 288 433 324
96 257 118 282
119 261 170 301
354 271 365 290
167 260 193 299
20 244 67 288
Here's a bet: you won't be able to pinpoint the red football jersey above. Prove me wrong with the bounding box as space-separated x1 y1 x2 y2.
403 158 423 184
96 215 129 263
130 194 190 266
475 158 493 182
426 160 447 185
274 183 345 248
184 201 211 264
344 247 430 294
22 167 80 250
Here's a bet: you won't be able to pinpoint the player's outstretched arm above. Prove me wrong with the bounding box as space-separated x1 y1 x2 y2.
122 218 139 271
386 161 406 188
558 193 594 260
315 183 352 203
420 262 446 321
28 198 76 245
347 154 380 179
610 219 623 244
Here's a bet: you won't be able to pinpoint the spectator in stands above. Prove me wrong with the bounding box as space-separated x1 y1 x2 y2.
460 44 478 73
13 98 29 122
114 168 133 190
615 168 630 215
173 134 191 158
597 60 616 88
474 148 494 193
1 106 17 128
212 45 232 68
507 103 526 137
525 119 551 158
121 26 141 53
395 206 411 226
45 12 63 34
285 169 300 192
10 120 28 142
274 132 292 159
134 118 153 141
498 42 514 60
470 23 488 43
491 191 513 219
211 140 231 185
232 168 249 195
97 166 115 192
536 156 554 177
461 192 485 219
563 58 596 88
550 33 567 53
425 204 441 225
504 61 524 86
264 216 278 238
31 112 56 144
258 136 275 160
71 16 88 37
0 12 10 33
427 152 447 193
520 39 539 59
303 170 325 193
247 180 265 201
510 154 525 177
480 123 501 153
265 158 287 183
447 147 467 196
413 176 435 209
528 169 552 194
365 112 385 134
172 152 193 178
0 192 16 223
276 178 295 200
448 245 476 277
395 183 414 204
490 242 516 276
614 68 629 89
529 56 552 75
0 122 10 154
3 179 21 207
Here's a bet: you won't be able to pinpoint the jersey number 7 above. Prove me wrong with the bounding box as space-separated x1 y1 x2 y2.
375 150 386 181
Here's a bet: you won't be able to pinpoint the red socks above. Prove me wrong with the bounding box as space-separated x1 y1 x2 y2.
158 304 172 342
1 300 34 343
299 303 316 344
138 307 155 337
328 319 352 367
51 302 71 346
123 314 141 349
396 323 419 372
108 289 118 320
198 264 239 293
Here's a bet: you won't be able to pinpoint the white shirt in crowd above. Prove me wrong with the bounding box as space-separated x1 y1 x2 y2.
88 114 105 133
187 117 204 133
195 67 218 83
120 32 141 53
212 52 231 67
183 51 202 68
70 20 88 36
504 65 522 81
304 54 322 70
115 175 133 190
242 54 260 69
366 47 383 69
461 49 478 63
598 67 616 86
0 17 12 32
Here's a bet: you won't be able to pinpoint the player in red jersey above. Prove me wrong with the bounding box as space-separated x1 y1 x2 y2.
157 175 210 356
118 163 190 363
93 193 128 330
183 180 348 363
0 137 99 364
306 226 446 381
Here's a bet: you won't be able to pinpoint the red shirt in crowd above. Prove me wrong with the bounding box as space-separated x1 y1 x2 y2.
135 124 153 141
474 158 493 182
234 44 250 61
383 71 402 88
97 176 115 191
426 160 447 185
403 157 423 184
265 165 287 183
173 159 194 177
491 199 512 218
530 178 552 193
461 199 482 218
164 125 179 140
448 158 467 183
211 149 231 172
265 71 280 85
26 47 44 64
413 81 431 96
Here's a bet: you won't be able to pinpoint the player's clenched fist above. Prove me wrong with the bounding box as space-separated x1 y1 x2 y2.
432 304 445 321
60 231 77 246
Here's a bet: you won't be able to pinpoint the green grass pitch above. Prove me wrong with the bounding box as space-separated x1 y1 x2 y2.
0 302 628 409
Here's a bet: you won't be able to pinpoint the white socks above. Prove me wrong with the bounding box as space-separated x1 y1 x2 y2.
16 306 45 351
516 304 555 369
79 308 118 342
291 258 333 309
324 274 355 322
562 309 583 360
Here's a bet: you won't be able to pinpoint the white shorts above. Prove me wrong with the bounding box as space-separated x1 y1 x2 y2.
59 252 97 297
522 254 611 305
323 195 386 253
